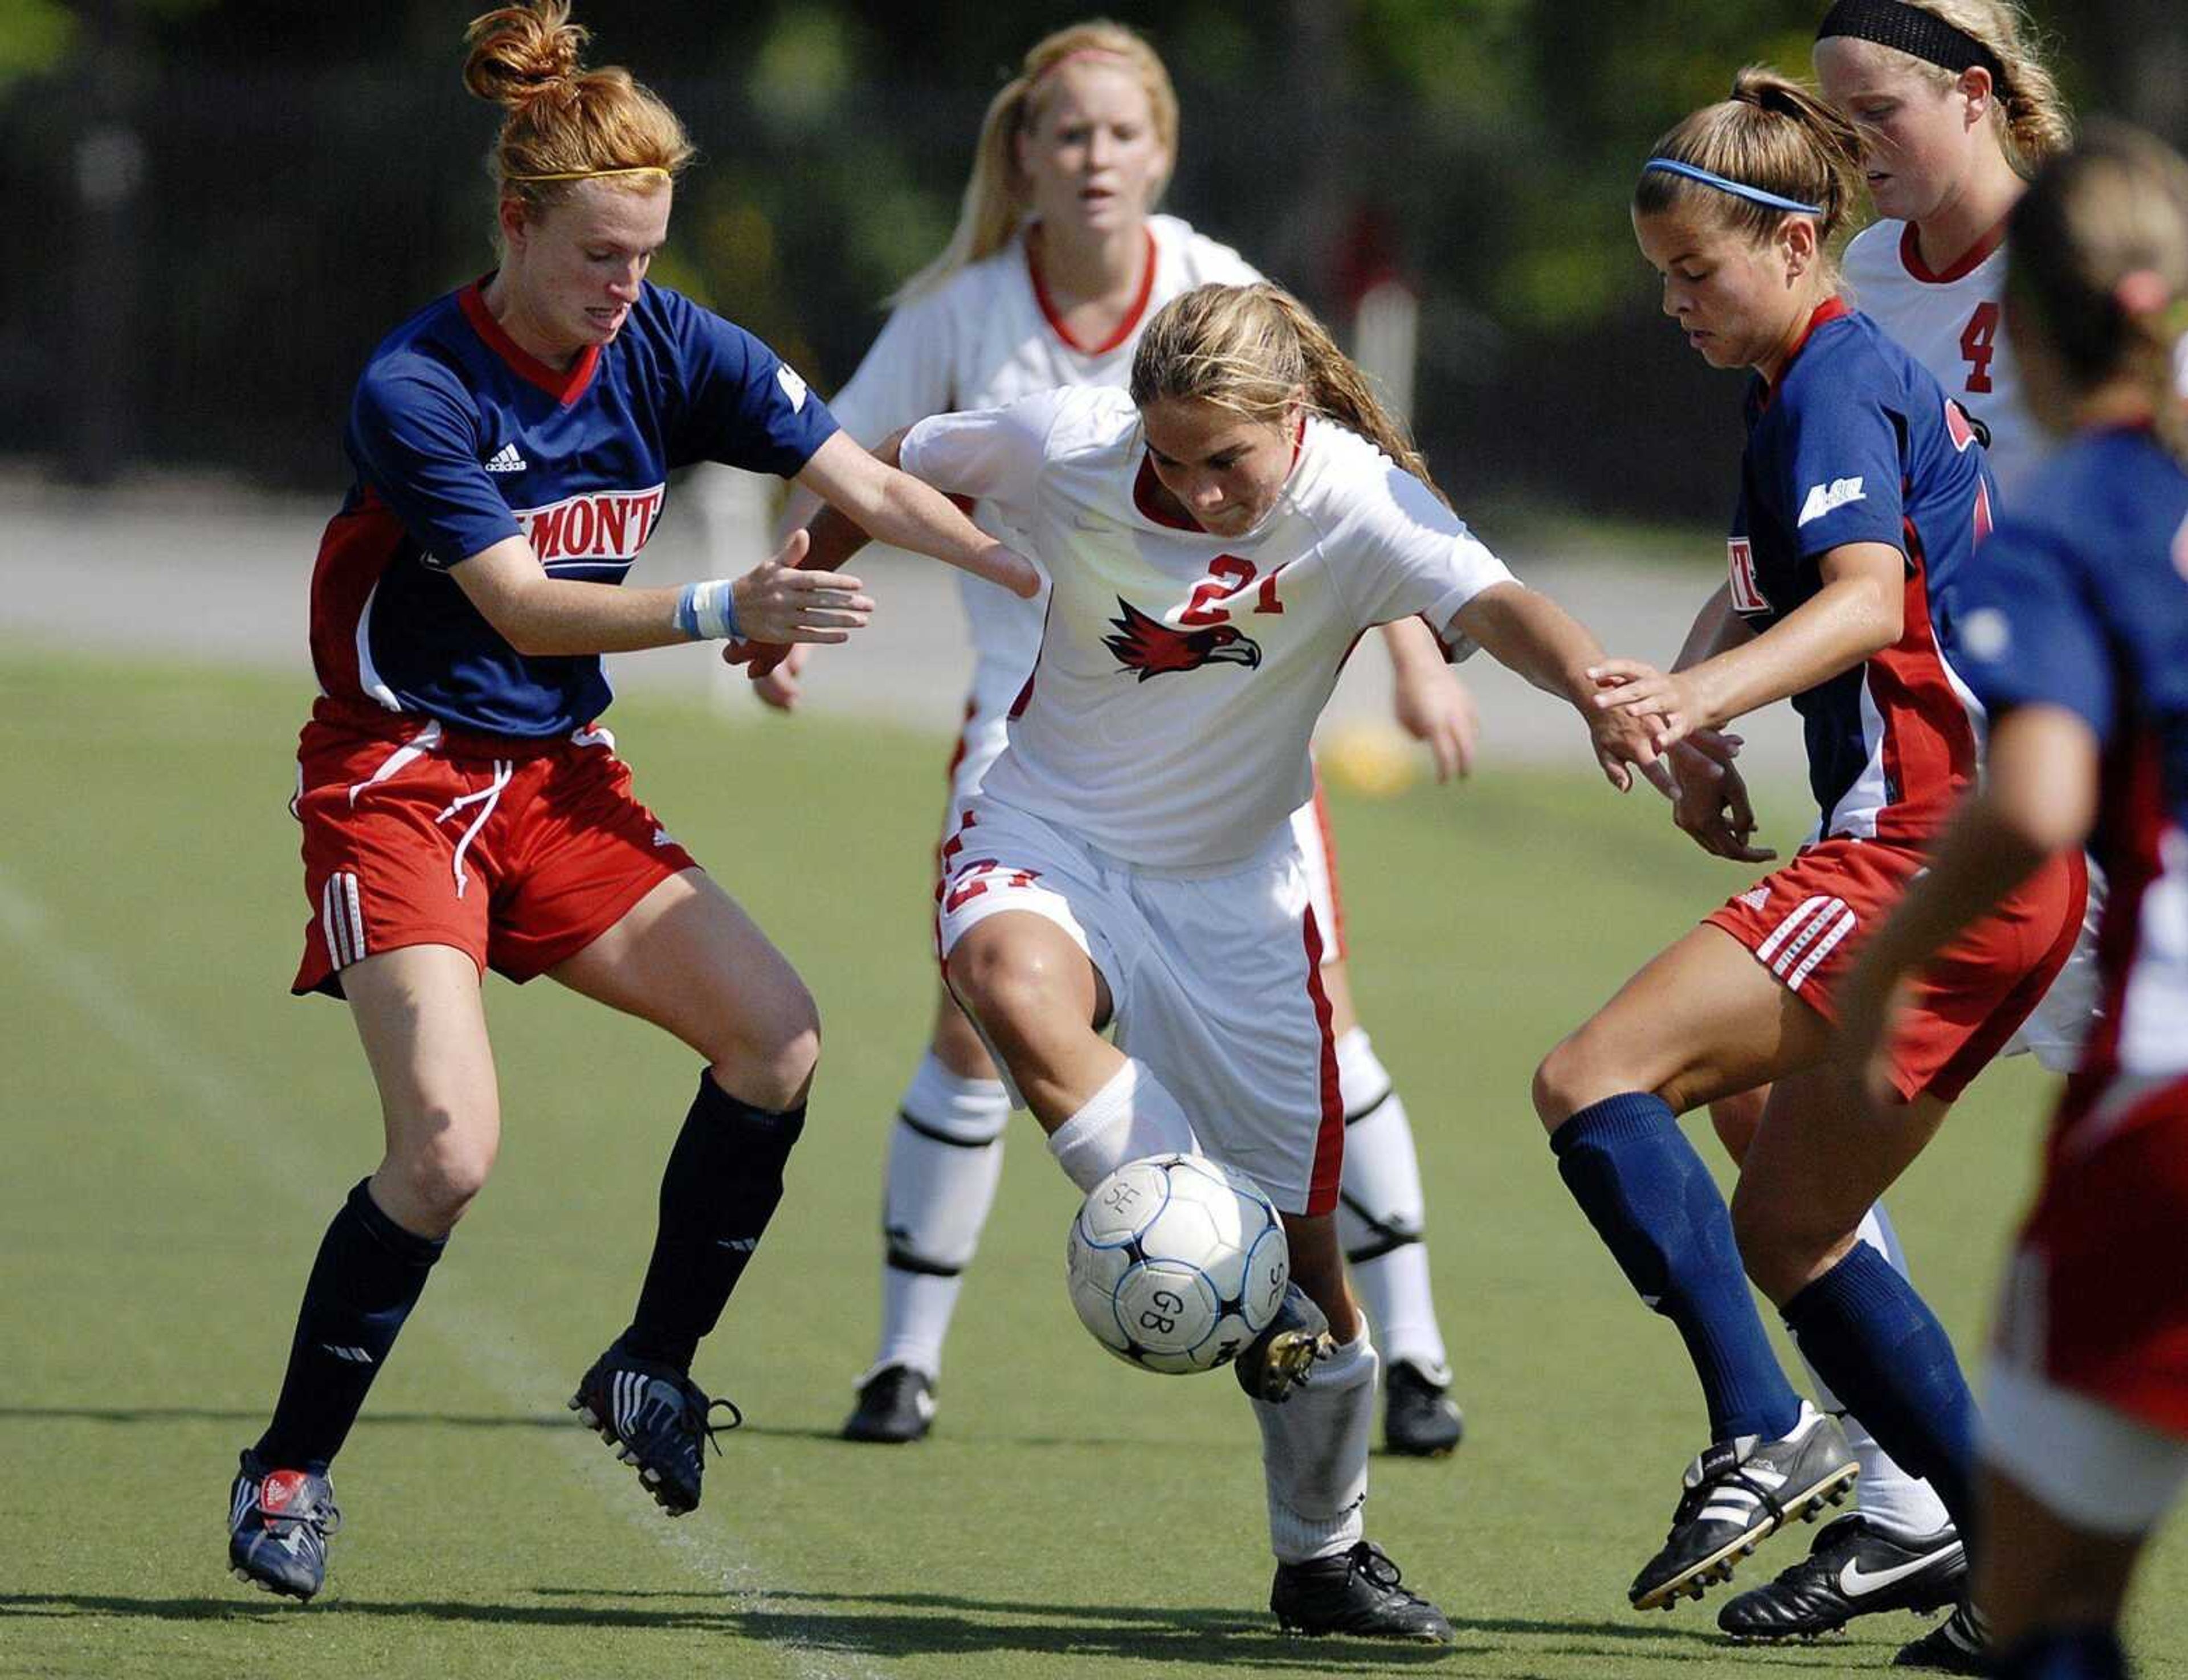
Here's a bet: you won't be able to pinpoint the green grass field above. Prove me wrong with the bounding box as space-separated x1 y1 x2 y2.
3 653 2181 1680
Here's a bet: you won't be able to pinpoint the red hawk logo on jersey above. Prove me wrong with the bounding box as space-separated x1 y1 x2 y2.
1103 598 1262 681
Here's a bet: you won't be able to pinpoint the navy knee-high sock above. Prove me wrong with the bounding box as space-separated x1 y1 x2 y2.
622 1074 806 1372
1552 1092 1802 1443
256 1178 445 1475
1995 1627 2130 1679
1781 1244 1977 1535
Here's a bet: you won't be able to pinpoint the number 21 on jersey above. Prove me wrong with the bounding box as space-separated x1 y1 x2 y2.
1178 556 1285 625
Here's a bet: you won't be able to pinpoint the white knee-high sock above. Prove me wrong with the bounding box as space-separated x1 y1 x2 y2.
1797 1201 1952 1536
1331 1030 1450 1384
867 1053 1011 1380
1254 1331 1377 1564
1046 1059 1198 1193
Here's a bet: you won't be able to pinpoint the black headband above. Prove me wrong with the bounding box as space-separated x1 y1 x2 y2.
1816 0 2009 90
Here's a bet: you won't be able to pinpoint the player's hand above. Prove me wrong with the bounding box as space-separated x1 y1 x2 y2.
1668 741 1777 862
1392 664 1478 783
748 641 811 711
730 529 873 646
1590 659 1710 753
1586 692 1668 795
1831 969 1912 1112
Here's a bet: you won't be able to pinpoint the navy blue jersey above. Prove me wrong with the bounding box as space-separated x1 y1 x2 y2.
308 279 838 737
1729 299 1999 843
1953 426 2188 1096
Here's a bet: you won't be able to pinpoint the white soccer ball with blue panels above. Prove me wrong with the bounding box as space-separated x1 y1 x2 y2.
1066 1152 1290 1374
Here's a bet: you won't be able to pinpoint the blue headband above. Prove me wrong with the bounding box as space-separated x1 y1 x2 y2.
1641 158 1823 217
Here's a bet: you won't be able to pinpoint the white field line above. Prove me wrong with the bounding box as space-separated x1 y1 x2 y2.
0 863 886 1680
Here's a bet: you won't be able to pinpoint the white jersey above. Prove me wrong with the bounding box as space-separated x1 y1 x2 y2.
1844 218 2044 499
829 215 1263 698
900 386 1515 871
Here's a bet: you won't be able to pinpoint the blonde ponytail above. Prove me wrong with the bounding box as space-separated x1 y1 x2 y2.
1885 2 2072 176
892 20 1177 304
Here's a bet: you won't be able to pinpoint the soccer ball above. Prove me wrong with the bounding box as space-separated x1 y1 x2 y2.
1065 1152 1290 1374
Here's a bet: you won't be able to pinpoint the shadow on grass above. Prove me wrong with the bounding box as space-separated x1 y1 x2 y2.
0 1404 1178 1450
0 1587 1873 1670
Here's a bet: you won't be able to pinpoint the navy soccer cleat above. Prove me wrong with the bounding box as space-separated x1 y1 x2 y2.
228 1450 341 1601
1234 1283 1334 1404
1717 1514 1965 1640
841 1364 936 1444
1383 1359 1465 1457
1628 1401 1858 1611
1271 1540 1455 1642
569 1338 742 1515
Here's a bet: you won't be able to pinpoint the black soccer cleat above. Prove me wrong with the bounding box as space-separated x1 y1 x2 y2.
1383 1359 1464 1458
840 1364 936 1445
569 1337 742 1516
1628 1401 1858 1612
1718 1514 1965 1640
1235 1283 1334 1404
227 1449 341 1601
1271 1540 1455 1643
1893 1601 1990 1673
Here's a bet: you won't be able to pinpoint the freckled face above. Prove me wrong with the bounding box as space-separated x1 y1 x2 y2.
1138 396 1299 536
502 178 672 361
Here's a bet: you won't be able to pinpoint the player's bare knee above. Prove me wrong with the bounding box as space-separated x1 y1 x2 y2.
1532 1035 1594 1132
708 980 820 1109
1710 1090 1765 1167
383 1117 497 1230
944 940 1063 1048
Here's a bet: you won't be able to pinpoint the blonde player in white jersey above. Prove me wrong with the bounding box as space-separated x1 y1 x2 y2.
752 280 1661 1641
764 22 1476 1457
1706 2 2087 1650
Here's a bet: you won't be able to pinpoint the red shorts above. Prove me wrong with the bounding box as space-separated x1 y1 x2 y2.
291 699 698 998
1704 837 2085 1103
1999 1075 2188 1437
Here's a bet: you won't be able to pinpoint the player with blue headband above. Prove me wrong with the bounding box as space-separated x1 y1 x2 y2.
1528 63 2087 1631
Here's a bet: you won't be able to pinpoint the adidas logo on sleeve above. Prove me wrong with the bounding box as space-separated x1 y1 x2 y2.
484 442 528 474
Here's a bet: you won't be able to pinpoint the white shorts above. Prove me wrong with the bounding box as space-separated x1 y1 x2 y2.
2002 857 2105 1074
934 797 1346 1217
1984 1354 2188 1538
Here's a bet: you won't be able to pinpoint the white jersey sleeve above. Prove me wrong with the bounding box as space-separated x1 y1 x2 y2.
899 391 1065 528
824 288 958 447
1318 443 1517 660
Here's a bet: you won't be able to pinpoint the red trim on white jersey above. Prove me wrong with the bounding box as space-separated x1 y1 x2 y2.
458 279 601 406
1027 226 1160 356
1897 217 2009 287
1301 905 1345 1217
1307 773 1350 959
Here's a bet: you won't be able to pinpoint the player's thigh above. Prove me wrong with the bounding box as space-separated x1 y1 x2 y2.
943 908 1112 1042
548 867 817 1084
1710 1085 1770 1167
928 977 1003 1082
1534 923 1832 1128
342 944 501 1202
1316 957 1360 1039
1729 1070 1950 1302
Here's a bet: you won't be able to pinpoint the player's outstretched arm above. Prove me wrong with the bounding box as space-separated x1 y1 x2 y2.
1450 581 1664 793
794 430 1036 598
1379 615 1478 782
1590 542 1902 751
1832 704 2098 1104
451 531 873 656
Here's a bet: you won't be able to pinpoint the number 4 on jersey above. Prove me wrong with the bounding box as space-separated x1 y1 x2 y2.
1960 301 2000 395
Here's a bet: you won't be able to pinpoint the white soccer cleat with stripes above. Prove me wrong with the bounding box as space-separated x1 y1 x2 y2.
1627 1401 1858 1612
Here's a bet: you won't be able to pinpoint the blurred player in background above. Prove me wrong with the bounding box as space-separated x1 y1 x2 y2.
1706 0 2084 1645
757 280 1660 1640
223 0 1035 1602
1832 124 2188 1680
1530 71 2082 1659
762 21 1474 1458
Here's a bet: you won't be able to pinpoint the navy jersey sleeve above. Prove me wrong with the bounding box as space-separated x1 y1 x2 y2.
1953 525 2116 743
1765 384 1909 562
348 356 522 567
659 289 839 477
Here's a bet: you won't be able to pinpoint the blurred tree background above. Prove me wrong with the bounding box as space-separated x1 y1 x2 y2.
3 0 2179 520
